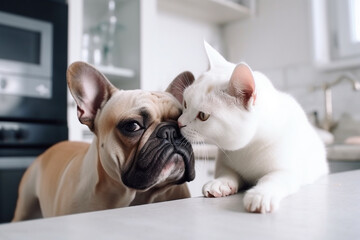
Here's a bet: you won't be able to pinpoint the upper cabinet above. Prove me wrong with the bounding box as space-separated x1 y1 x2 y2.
68 0 141 142
157 0 251 24
68 0 252 89
68 0 139 89
311 0 360 71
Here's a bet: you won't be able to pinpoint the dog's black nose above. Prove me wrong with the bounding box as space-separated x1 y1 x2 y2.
156 125 179 141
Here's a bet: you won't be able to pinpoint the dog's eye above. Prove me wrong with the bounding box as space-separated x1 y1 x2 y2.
183 100 187 109
123 121 142 132
197 111 210 121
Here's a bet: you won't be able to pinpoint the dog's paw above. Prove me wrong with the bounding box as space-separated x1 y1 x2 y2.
243 188 280 214
202 178 238 198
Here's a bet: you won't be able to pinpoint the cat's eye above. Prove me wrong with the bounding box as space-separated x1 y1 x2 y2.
197 111 210 121
183 100 187 109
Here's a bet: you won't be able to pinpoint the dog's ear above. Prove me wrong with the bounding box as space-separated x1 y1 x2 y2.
166 71 195 104
67 61 116 131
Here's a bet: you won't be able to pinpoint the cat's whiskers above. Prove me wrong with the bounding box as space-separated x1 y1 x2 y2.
213 142 230 160
188 131 212 164
179 138 190 149
198 136 232 164
182 128 207 160
200 140 209 163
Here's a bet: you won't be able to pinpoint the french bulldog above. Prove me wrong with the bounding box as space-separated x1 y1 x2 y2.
12 62 195 221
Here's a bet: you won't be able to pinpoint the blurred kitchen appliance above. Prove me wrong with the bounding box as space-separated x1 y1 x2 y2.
0 11 52 99
0 0 68 223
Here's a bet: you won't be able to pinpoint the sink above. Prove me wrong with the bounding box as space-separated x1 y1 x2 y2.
327 144 360 161
315 114 360 162
320 114 360 175
330 114 360 145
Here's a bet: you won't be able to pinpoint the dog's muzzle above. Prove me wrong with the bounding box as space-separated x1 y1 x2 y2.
122 122 195 190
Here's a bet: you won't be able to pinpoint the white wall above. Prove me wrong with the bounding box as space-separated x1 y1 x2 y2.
141 3 223 91
223 0 360 122
155 10 223 91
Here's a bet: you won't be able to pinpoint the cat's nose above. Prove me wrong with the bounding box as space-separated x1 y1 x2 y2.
178 121 186 129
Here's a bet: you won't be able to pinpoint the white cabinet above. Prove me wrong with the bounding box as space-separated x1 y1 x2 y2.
68 0 141 141
68 0 138 87
68 0 252 90
158 0 251 24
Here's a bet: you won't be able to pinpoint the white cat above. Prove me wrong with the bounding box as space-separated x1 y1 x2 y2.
175 42 329 213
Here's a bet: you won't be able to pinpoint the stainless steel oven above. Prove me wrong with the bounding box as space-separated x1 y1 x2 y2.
0 0 68 223
0 11 53 99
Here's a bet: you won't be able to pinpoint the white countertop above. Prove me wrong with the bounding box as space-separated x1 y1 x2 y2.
1 170 360 239
193 143 360 161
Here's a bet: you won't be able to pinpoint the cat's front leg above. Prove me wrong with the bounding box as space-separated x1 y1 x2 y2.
202 176 239 198
243 170 299 213
202 155 243 198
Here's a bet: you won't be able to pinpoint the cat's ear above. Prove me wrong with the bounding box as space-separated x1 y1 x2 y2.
228 63 257 110
204 41 228 69
166 71 195 104
67 61 116 131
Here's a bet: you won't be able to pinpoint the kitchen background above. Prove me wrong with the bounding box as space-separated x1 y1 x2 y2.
1 0 360 223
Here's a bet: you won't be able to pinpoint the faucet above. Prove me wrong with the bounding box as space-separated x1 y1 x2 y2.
313 73 360 131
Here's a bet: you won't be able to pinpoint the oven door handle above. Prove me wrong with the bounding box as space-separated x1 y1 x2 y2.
0 157 35 169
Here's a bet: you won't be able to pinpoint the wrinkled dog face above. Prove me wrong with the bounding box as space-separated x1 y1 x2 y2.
67 62 195 190
97 90 195 190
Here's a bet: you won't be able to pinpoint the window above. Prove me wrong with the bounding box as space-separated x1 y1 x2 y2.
312 0 360 70
351 0 360 41
330 0 360 59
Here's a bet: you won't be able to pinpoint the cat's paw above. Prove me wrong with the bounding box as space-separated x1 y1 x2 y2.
243 188 280 214
202 178 238 198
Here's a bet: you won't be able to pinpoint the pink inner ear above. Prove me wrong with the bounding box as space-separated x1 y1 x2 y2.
67 61 115 131
228 63 256 108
